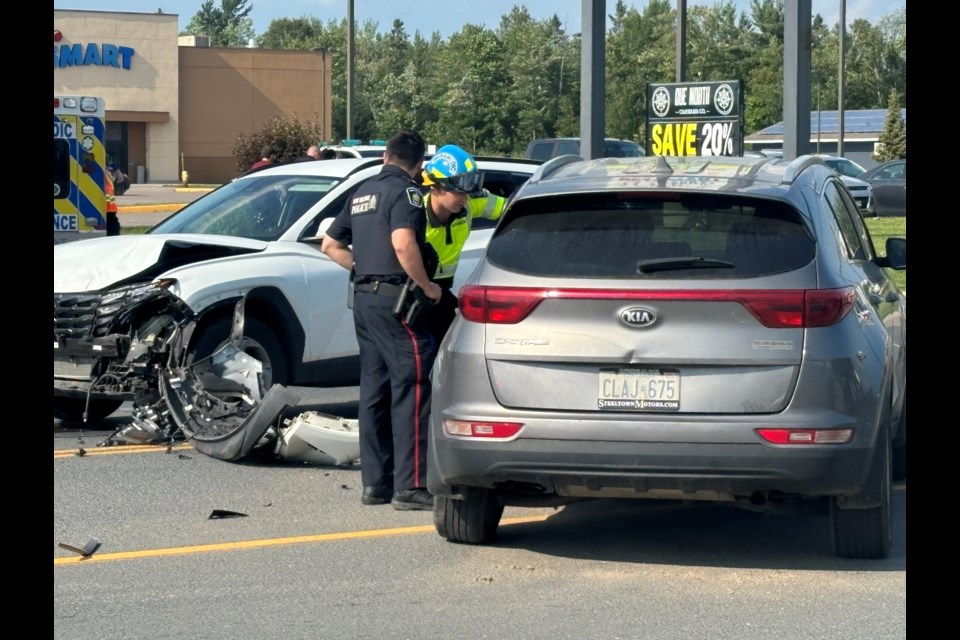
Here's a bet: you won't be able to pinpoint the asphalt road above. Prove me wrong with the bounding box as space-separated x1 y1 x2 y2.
54 387 907 640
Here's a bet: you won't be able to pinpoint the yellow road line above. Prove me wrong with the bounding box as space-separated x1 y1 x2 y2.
53 514 551 566
54 443 193 458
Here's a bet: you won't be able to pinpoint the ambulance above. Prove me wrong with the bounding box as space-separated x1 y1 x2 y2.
53 96 106 244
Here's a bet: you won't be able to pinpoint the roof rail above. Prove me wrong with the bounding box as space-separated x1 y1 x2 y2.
473 156 543 167
529 154 583 184
782 154 826 184
346 157 386 176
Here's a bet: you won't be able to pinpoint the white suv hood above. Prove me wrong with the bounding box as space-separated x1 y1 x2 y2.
53 234 267 292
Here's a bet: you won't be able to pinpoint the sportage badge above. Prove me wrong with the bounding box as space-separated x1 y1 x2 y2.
620 307 657 327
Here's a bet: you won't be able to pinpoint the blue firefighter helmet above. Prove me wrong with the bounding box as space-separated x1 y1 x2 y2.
422 145 480 193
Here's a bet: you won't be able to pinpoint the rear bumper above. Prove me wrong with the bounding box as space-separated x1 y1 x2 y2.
428 436 872 500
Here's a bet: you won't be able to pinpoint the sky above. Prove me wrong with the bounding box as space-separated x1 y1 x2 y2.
56 1 905 39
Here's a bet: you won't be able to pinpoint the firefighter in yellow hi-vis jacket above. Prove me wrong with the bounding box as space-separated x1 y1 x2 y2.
421 144 507 343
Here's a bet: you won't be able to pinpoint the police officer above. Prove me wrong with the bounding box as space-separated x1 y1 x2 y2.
421 145 507 343
321 129 441 511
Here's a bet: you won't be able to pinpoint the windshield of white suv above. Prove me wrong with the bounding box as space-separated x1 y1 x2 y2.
149 175 341 240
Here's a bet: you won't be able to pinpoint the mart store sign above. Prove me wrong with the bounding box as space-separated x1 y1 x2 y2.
54 30 135 70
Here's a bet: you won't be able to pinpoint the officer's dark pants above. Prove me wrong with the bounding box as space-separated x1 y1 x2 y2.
425 279 458 346
106 212 121 236
353 291 436 493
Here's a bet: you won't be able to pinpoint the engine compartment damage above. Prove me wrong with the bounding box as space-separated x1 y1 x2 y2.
105 296 361 466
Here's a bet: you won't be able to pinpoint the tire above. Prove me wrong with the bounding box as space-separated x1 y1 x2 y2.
189 315 289 389
831 430 892 559
434 489 504 544
53 397 124 423
892 393 906 482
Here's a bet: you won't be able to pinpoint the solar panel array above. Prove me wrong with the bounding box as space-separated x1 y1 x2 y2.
753 109 906 135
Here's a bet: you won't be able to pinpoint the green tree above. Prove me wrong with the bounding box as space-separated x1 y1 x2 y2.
256 16 324 49
606 0 675 146
232 113 325 174
431 24 509 154
873 89 906 162
497 9 578 153
686 1 753 86
182 0 255 47
742 0 785 134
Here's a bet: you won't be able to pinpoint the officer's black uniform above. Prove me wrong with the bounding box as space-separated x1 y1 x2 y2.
325 164 435 496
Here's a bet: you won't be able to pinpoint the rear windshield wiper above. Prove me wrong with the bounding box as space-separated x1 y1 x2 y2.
637 256 735 273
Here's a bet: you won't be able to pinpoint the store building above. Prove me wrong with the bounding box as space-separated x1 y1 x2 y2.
54 9 332 184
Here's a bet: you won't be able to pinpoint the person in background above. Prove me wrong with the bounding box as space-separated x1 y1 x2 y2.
250 145 275 171
420 144 507 343
320 129 441 511
104 171 121 236
106 162 130 195
305 145 320 160
320 147 338 160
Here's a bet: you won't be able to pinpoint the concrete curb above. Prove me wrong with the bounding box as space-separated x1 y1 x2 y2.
118 204 184 214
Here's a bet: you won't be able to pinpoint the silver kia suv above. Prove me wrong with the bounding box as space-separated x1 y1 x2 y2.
428 154 906 559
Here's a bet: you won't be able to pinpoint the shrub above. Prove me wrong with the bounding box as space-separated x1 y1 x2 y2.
232 114 324 174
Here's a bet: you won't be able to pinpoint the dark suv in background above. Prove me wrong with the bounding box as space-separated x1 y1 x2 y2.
428 154 906 559
523 137 645 161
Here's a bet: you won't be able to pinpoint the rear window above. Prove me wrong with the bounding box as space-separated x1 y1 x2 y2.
527 142 556 161
604 141 644 157
486 194 814 278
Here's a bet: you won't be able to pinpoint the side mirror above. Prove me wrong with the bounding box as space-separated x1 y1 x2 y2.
301 216 336 245
316 217 335 237
881 237 906 270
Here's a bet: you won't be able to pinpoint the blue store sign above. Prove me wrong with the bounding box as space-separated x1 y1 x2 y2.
54 30 135 70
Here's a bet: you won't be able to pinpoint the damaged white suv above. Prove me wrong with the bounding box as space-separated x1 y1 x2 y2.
53 156 538 424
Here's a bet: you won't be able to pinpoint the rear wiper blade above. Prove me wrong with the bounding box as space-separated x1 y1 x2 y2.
637 256 735 273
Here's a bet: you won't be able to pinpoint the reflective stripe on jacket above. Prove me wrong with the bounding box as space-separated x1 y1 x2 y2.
424 191 505 280
105 176 117 213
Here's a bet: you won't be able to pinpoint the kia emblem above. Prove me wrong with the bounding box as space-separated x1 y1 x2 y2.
620 307 657 327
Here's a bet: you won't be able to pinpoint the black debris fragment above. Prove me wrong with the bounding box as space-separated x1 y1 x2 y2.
75 448 87 457
340 484 350 490
208 509 248 519
58 538 101 557
178 453 192 460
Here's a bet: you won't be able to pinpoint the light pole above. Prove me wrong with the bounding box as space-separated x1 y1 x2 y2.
346 0 354 140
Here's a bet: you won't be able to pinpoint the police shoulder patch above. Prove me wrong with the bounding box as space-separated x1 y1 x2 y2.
406 187 424 208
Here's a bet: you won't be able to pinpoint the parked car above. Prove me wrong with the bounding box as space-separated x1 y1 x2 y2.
859 159 906 217
814 155 874 215
428 154 906 559
523 138 645 161
53 157 539 423
330 144 387 159
816 154 867 178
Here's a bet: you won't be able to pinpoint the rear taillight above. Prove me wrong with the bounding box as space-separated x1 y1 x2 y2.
756 428 854 444
443 419 524 439
458 286 855 328
459 286 547 324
